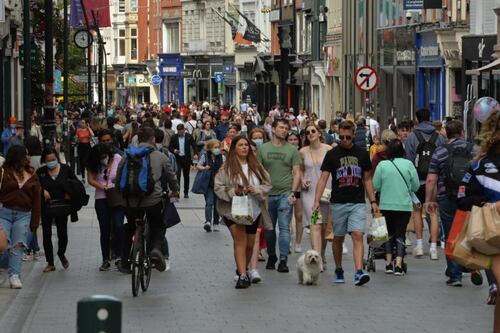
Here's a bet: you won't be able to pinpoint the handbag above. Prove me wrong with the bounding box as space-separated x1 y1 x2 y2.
46 199 73 218
309 149 331 204
163 199 181 229
231 195 254 225
452 214 493 270
467 205 500 255
191 156 212 194
367 213 389 247
390 161 421 208
104 169 125 208
445 210 469 259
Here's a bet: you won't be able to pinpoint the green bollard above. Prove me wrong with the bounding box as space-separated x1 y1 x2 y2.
77 295 122 333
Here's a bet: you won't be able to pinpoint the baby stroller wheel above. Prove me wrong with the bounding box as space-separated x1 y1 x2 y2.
367 261 376 272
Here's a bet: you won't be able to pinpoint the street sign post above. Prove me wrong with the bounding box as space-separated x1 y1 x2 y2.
214 72 223 84
150 74 162 86
354 66 379 93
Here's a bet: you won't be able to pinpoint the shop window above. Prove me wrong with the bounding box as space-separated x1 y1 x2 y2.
117 29 126 57
131 28 137 60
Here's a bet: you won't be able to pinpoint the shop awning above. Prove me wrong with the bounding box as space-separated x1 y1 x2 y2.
467 57 500 76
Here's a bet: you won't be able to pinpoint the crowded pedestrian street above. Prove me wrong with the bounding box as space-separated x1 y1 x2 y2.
0 178 492 333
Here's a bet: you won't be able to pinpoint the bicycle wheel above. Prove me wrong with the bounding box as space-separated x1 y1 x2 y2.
141 221 152 291
131 238 142 297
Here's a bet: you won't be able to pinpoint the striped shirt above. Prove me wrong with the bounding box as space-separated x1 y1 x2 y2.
428 138 470 199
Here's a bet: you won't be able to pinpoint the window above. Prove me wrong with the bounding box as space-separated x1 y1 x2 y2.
118 0 125 13
130 0 137 12
163 23 180 53
131 28 137 60
118 29 126 57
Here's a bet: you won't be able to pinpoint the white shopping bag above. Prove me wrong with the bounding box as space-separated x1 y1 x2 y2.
367 214 389 247
231 195 254 226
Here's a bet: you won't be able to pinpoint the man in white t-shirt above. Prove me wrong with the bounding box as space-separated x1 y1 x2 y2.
171 112 183 134
367 112 380 140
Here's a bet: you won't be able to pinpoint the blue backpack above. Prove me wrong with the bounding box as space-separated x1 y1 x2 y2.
119 147 155 200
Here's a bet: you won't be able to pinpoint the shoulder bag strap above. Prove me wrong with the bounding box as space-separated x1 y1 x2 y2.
414 130 425 144
389 160 411 193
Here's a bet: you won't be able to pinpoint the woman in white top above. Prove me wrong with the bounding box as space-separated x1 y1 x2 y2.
300 123 332 269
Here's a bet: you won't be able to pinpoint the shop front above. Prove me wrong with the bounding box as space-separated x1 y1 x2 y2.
124 73 150 105
158 53 184 106
417 31 446 121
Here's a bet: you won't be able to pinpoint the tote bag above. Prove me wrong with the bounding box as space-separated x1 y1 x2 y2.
367 213 389 247
231 195 254 226
191 170 211 194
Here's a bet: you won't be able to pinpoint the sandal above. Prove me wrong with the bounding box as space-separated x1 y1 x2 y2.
257 252 265 262
43 265 56 273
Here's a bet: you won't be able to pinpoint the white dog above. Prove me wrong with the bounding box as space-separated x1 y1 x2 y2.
297 250 321 285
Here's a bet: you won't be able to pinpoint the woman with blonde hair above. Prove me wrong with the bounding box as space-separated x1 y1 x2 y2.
457 107 500 329
197 139 224 232
214 136 272 289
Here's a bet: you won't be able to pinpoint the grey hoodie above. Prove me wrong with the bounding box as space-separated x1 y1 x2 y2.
405 121 446 163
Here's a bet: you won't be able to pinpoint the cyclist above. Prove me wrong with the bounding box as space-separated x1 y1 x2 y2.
117 126 179 272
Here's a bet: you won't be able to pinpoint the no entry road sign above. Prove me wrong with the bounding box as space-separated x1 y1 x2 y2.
354 66 379 93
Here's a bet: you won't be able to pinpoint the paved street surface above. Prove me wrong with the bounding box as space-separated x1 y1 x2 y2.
0 173 494 333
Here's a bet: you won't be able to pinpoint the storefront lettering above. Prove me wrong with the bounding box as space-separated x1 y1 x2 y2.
396 50 415 62
162 67 178 74
420 46 439 57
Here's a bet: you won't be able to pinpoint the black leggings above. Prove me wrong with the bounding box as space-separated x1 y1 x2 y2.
381 210 411 259
77 143 91 179
42 214 69 266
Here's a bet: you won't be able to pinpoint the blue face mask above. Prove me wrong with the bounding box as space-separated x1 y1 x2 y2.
46 160 58 170
10 124 16 130
252 139 264 146
212 148 221 156
107 110 114 117
156 143 163 150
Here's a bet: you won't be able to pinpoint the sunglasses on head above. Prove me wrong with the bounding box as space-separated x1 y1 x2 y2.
339 135 352 141
305 129 317 135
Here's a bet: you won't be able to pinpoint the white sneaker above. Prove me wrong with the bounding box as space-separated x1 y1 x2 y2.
305 228 310 234
294 244 303 253
342 244 348 254
413 244 424 257
9 274 22 289
34 251 44 261
0 269 7 286
430 248 439 260
165 258 171 272
405 238 412 247
22 253 31 262
249 269 262 283
213 224 220 232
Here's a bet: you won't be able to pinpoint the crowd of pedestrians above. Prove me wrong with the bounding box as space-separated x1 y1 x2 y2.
0 98 498 331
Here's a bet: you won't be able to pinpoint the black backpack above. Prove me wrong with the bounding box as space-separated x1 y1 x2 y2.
443 143 474 198
414 131 439 180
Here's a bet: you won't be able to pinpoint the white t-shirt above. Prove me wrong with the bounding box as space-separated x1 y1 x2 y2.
368 118 380 139
184 120 197 134
239 163 262 221
171 118 183 134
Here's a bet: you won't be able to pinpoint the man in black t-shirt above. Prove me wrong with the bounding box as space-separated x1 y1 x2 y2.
314 121 379 287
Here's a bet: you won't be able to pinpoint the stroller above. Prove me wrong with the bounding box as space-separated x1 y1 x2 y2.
364 239 408 273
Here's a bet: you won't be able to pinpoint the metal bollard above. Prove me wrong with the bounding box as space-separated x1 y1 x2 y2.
77 295 122 333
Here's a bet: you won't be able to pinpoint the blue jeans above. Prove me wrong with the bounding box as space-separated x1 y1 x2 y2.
265 195 292 261
203 188 219 225
27 230 40 252
0 207 31 276
439 197 464 281
95 199 125 261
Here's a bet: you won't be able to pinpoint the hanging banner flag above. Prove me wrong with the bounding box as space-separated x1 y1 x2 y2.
85 0 111 27
233 8 262 44
70 0 84 28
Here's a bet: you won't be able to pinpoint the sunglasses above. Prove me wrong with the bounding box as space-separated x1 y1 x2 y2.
305 129 317 135
339 135 352 141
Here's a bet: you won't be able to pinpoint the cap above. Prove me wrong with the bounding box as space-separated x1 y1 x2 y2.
16 121 24 129
9 116 17 124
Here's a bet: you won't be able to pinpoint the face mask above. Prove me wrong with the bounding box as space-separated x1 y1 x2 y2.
10 124 16 130
46 160 58 170
212 148 221 156
100 157 109 166
252 139 264 146
107 110 114 117
156 143 163 150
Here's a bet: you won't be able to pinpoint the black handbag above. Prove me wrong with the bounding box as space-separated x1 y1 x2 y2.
105 187 125 208
46 199 73 218
163 200 181 229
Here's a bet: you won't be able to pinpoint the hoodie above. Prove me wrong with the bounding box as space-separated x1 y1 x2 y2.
405 121 446 163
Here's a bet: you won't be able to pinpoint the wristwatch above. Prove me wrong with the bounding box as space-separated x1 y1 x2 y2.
293 192 301 199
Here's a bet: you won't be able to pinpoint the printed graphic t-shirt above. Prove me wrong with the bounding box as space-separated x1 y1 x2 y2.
257 142 301 196
321 144 372 204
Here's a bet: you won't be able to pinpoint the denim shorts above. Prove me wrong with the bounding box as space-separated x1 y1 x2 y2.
330 203 366 236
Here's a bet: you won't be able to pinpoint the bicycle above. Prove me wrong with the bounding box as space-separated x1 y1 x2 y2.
130 215 152 297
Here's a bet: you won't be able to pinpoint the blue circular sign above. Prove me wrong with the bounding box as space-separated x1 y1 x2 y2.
214 73 223 84
150 75 162 86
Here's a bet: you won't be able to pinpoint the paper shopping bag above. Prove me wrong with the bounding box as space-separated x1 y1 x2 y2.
453 216 493 270
467 205 500 255
445 210 469 259
483 203 500 248
231 195 254 226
